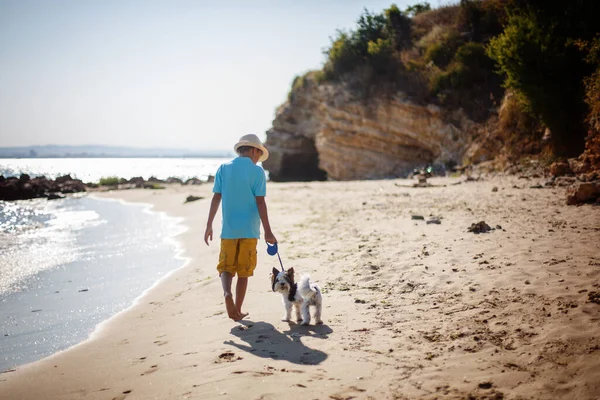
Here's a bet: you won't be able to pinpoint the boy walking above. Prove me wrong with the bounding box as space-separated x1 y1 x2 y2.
204 134 277 321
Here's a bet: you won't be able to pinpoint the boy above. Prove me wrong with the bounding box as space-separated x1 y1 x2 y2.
204 134 277 321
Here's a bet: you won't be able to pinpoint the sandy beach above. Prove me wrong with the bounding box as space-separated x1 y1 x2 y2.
1 175 599 400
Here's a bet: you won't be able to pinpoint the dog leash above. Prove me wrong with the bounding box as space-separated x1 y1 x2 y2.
267 242 285 271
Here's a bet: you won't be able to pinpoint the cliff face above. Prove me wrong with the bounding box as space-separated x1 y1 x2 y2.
263 78 479 181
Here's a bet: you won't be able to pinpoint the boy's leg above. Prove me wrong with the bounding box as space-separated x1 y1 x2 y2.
220 272 241 321
217 239 242 321
235 239 258 318
235 277 248 318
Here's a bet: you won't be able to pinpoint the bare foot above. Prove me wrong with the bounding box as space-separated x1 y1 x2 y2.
235 312 249 322
225 294 241 320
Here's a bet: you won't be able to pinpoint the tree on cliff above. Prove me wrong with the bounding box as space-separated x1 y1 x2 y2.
487 0 600 157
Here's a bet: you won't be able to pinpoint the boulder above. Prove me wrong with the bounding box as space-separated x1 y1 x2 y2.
185 178 203 185
566 181 600 205
0 175 85 201
55 175 73 184
549 161 572 177
128 177 145 188
147 176 165 183
0 179 20 200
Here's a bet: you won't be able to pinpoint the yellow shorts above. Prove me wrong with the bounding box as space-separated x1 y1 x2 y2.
217 238 258 278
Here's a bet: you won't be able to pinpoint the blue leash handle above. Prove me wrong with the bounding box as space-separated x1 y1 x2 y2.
267 242 285 271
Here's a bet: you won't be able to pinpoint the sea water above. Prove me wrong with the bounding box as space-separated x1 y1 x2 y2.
0 195 185 371
0 157 230 182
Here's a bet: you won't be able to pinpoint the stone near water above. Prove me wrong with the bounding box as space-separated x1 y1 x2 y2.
0 174 86 201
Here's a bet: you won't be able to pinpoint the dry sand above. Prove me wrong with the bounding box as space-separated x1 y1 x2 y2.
1 176 599 400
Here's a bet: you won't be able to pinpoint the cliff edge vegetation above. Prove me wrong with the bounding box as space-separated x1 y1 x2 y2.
264 0 600 182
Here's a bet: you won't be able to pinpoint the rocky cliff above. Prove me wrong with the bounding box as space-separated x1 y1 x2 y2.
263 76 480 181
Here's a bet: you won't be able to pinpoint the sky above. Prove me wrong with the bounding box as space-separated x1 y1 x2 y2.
0 0 419 152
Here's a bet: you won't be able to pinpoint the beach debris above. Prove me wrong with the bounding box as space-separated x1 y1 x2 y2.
78 289 89 292
467 221 492 234
411 215 425 220
588 291 600 304
478 382 493 389
492 186 498 192
426 217 441 224
184 195 204 203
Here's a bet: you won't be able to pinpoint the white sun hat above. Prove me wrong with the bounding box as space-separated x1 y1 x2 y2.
233 134 269 162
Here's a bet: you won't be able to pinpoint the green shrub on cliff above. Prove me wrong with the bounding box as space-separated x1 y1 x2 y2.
486 1 600 156
405 2 431 17
424 30 461 67
323 5 409 83
317 2 503 119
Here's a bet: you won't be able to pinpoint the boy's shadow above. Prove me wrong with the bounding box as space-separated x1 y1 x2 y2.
224 320 333 365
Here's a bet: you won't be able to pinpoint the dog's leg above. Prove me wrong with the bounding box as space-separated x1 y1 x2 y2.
314 303 323 325
300 301 311 326
282 299 292 322
295 303 302 323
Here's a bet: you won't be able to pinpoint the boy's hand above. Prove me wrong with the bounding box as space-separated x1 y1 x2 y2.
264 231 277 245
204 225 213 246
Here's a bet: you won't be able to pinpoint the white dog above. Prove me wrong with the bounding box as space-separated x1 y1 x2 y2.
271 267 323 325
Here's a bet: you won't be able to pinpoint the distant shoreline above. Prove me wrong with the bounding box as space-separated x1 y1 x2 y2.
0 145 233 159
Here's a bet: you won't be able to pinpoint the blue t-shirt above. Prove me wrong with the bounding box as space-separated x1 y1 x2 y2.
213 157 267 239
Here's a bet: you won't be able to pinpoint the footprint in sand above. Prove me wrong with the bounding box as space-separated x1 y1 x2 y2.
215 351 242 363
111 389 132 400
153 340 168 346
231 370 274 377
329 386 366 400
131 356 147 365
141 365 159 376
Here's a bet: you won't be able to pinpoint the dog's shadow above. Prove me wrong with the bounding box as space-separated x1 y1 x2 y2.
224 320 333 365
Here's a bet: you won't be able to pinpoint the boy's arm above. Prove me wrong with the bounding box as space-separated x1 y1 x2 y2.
204 193 222 245
256 196 277 244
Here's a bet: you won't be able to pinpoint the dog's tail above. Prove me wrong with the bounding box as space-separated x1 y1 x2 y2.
298 274 320 298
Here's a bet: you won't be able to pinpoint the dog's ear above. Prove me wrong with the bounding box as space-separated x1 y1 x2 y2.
286 267 294 277
272 267 280 276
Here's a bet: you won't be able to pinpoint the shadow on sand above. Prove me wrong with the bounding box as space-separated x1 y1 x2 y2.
224 320 332 365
